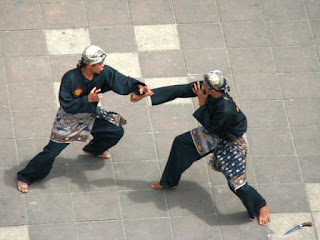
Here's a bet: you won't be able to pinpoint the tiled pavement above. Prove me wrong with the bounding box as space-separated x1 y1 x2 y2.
1 0 320 239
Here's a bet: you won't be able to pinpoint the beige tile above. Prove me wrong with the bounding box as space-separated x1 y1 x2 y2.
45 29 90 55
134 25 180 51
144 77 191 104
53 82 61 108
268 213 316 239
313 212 320 238
105 53 141 78
306 184 320 211
0 225 29 240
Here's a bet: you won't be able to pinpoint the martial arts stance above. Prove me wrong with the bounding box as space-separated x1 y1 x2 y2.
131 70 270 226
17 45 153 193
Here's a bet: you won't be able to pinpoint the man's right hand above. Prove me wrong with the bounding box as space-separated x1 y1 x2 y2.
88 87 103 102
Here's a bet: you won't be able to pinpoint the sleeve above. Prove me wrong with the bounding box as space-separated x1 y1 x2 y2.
150 81 203 105
59 74 97 114
100 66 145 95
193 105 228 134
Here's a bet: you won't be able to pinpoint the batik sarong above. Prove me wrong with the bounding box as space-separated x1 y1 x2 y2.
190 126 220 156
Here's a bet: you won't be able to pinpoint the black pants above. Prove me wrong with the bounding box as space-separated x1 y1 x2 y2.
160 131 266 218
17 118 124 185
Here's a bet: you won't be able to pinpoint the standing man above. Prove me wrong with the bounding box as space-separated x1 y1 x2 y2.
131 70 270 226
17 45 153 193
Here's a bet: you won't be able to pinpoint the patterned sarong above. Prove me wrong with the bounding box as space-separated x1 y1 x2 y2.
190 126 220 156
208 136 247 191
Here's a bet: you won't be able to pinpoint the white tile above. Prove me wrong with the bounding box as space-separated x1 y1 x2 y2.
267 213 316 239
53 82 60 108
0 225 29 240
306 184 320 211
145 77 192 104
45 28 90 55
134 25 180 51
105 53 141 78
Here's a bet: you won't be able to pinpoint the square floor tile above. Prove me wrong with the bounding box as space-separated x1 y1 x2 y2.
261 0 307 21
145 77 192 104
119 189 168 218
178 23 224 49
273 46 319 73
305 0 320 19
173 0 219 23
45 29 90 55
0 112 14 138
299 155 320 183
0 139 18 168
29 223 77 240
124 218 173 240
292 127 320 155
0 196 27 226
223 22 269 47
217 0 263 22
313 212 320 239
41 3 87 29
0 5 42 31
72 191 121 221
305 183 320 211
90 27 137 53
0 225 29 240
139 50 185 78
228 47 275 74
0 59 5 84
105 53 141 78
268 21 313 46
101 89 147 107
134 25 180 51
311 20 320 44
0 85 9 112
77 221 125 240
286 99 320 126
49 55 81 82
0 168 22 196
129 0 175 25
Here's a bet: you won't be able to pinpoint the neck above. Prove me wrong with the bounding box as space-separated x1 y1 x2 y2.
81 67 94 80
211 91 223 99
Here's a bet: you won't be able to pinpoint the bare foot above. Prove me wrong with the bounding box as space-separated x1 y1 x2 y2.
17 180 29 193
83 150 111 159
151 181 177 190
258 204 270 226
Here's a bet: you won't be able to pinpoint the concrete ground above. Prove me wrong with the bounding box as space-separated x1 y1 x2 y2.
1 0 320 239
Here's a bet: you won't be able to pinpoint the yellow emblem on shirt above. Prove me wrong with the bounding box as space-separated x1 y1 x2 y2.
74 88 83 97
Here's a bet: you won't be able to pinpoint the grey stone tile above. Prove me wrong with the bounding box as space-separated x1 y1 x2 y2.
26 194 74 224
166 186 216 216
234 73 281 100
292 126 320 154
223 22 269 47
40 0 81 2
12 110 57 138
1 30 47 57
0 4 42 31
110 105 152 133
240 101 288 128
119 189 168 218
0 112 14 138
0 139 18 168
247 127 295 155
154 131 185 160
299 155 320 183
101 89 147 107
0 58 5 84
5 56 51 84
124 218 173 240
173 0 219 23
85 0 131 27
0 226 29 240
29 223 78 240
8 83 56 111
90 27 137 53
217 0 263 22
49 55 80 82
273 47 320 73
129 0 175 25
1 0 38 3
252 155 302 184
178 23 224 49
114 161 161 190
228 47 275 74
110 133 157 161
268 21 313 46
0 168 22 196
305 0 320 19
278 73 320 99
67 162 116 192
41 3 87 29
259 183 309 212
150 104 196 132
0 196 26 226
219 214 269 240
311 20 320 44
0 84 9 112
72 191 121 221
139 50 186 78
172 215 220 240
77 221 125 240
286 99 320 126
184 49 230 75
306 183 320 211
261 0 307 21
